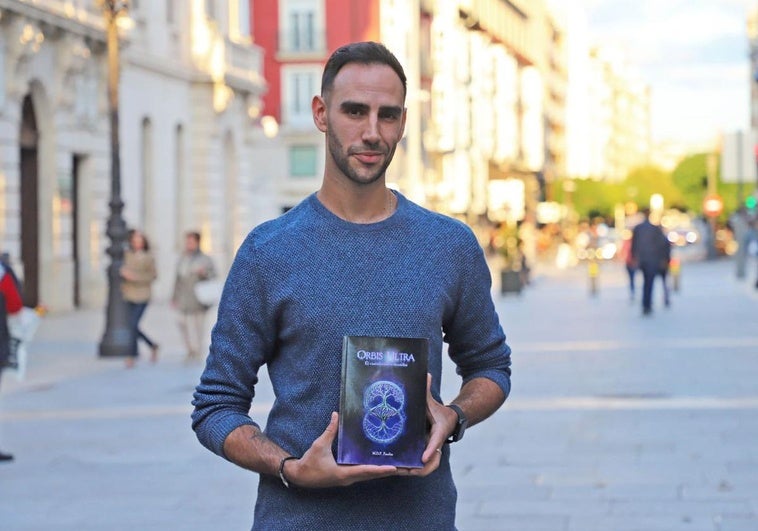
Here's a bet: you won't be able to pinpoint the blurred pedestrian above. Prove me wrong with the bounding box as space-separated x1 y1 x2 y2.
0 258 23 462
729 207 754 279
631 208 671 316
172 231 216 361
120 229 158 368
618 230 637 301
657 240 672 308
0 252 22 294
191 41 511 530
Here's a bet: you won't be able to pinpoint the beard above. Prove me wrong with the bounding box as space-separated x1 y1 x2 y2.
326 128 397 186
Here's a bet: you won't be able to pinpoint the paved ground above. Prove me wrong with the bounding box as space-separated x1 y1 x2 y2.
0 256 757 530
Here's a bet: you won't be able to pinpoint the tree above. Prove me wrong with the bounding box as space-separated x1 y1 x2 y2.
624 165 683 210
557 164 679 221
671 153 709 213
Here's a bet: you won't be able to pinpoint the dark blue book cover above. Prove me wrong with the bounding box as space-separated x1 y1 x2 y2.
337 335 429 468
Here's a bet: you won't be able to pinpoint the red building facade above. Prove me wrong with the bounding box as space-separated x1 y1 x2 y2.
252 0 381 126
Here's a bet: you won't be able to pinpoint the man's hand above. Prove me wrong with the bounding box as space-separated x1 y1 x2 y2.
403 374 455 478
286 412 398 488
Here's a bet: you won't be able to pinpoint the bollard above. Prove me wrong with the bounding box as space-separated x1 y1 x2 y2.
670 257 681 292
588 259 599 296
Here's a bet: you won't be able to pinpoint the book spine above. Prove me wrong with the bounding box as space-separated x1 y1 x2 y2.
336 336 350 461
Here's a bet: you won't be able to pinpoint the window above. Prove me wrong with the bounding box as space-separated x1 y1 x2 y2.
281 0 323 53
166 0 175 24
234 0 250 38
175 123 186 248
0 42 6 108
205 0 216 20
289 10 314 51
74 67 98 122
282 66 319 125
289 145 317 177
141 117 154 230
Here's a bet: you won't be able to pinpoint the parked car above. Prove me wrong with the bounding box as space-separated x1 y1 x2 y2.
666 227 699 247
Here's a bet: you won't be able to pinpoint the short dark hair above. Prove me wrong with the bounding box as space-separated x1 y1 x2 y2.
186 231 201 244
321 41 407 101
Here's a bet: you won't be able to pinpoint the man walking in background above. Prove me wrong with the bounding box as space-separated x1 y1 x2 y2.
631 208 671 316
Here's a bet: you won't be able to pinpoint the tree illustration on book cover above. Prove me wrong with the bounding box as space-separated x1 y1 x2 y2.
338 336 429 468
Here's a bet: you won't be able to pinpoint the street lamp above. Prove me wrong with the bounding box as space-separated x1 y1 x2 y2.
98 0 130 358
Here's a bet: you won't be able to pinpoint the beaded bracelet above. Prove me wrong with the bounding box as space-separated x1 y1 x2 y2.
278 456 299 488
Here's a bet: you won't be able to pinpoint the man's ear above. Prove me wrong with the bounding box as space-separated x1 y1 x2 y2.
312 95 327 132
399 107 407 140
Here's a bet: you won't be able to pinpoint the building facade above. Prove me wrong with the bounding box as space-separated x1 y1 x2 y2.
252 0 570 232
428 0 564 229
0 0 272 312
252 0 385 212
559 2 651 183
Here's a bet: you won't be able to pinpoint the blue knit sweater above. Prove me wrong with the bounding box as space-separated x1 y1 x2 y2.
192 192 512 530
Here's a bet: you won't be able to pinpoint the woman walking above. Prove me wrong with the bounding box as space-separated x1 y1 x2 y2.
120 229 158 368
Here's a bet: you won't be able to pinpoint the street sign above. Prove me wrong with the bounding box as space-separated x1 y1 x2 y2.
703 194 724 217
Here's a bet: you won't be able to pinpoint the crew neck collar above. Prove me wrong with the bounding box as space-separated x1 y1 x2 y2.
308 190 405 232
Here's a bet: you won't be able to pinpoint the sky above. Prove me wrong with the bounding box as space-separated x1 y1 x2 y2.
581 0 754 149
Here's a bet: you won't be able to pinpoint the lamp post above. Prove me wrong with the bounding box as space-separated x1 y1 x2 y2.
98 0 130 358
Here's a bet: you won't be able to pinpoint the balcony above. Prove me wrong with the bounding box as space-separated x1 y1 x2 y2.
224 36 265 93
192 15 265 95
0 0 106 42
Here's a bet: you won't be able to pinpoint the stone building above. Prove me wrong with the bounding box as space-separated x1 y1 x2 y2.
0 0 273 312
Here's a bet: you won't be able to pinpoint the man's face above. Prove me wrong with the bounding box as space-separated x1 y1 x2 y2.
313 63 406 186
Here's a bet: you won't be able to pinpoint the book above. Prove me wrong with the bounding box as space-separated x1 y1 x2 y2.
337 335 429 468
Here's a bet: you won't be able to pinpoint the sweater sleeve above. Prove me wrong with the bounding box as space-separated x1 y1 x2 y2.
191 235 274 457
443 231 512 398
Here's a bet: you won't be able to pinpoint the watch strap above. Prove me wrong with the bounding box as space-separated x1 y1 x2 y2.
446 403 467 443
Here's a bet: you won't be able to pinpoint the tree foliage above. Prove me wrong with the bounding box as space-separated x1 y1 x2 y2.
557 165 682 220
671 153 708 212
624 165 683 209
554 154 748 222
671 153 744 219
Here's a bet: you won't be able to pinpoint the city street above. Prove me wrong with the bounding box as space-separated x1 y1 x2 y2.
1 257 757 531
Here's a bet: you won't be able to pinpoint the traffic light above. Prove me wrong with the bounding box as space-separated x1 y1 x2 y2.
746 194 757 210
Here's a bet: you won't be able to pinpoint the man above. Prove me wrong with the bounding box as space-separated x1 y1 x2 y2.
192 41 511 530
172 231 216 361
631 208 671 315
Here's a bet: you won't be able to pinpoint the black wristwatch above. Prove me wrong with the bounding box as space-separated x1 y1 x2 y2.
445 404 468 443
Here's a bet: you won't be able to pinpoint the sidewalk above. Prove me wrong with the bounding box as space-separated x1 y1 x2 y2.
0 300 210 395
0 302 254 531
1 257 757 530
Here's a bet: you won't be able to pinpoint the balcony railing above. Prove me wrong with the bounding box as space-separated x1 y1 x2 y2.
224 35 264 90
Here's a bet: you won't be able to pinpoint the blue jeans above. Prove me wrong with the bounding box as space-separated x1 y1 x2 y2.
126 301 156 358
